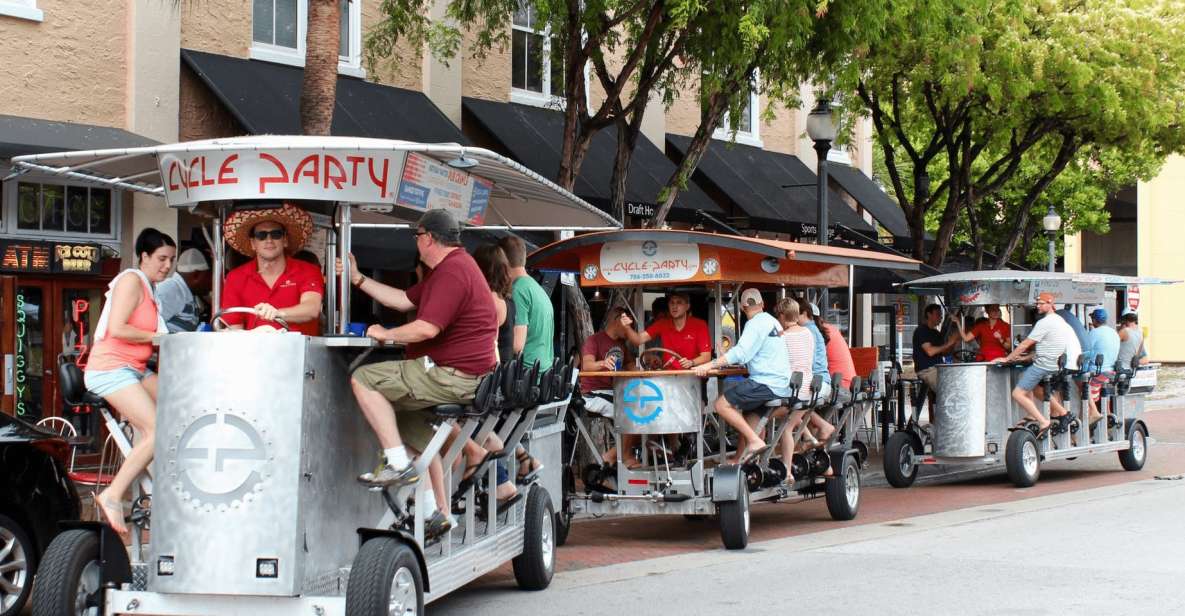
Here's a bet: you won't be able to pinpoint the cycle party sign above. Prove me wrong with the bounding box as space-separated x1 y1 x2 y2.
594 240 705 284
157 149 492 224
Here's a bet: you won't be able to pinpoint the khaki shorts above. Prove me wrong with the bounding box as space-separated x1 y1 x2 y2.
917 366 939 391
353 357 480 452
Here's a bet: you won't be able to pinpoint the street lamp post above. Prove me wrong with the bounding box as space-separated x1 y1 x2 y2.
806 98 837 316
1042 205 1062 273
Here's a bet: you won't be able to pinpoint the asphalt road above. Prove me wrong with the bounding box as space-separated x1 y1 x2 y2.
433 407 1185 614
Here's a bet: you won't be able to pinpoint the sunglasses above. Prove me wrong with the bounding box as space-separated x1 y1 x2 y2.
251 229 286 241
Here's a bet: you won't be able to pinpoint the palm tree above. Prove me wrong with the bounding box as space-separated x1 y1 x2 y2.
301 0 343 135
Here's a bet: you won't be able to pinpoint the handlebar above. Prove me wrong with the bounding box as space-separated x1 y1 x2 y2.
211 307 290 332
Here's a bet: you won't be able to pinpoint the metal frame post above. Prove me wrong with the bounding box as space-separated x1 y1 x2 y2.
338 203 352 334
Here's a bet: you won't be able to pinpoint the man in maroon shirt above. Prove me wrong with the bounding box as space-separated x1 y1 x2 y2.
348 210 497 533
219 205 324 335
621 291 711 369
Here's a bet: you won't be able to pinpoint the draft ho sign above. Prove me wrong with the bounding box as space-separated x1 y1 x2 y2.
599 241 700 283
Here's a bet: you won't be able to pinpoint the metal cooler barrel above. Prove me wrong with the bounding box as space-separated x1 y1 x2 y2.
149 333 383 596
613 374 702 434
932 363 990 457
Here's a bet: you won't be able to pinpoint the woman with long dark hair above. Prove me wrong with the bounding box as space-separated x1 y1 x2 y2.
473 243 515 362
85 227 176 537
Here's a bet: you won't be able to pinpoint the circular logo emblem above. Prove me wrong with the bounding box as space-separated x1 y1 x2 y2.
641 240 658 257
583 264 599 281
621 379 664 425
172 412 269 511
760 257 780 273
702 258 719 276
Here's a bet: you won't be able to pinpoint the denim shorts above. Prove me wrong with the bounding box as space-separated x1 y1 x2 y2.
723 379 783 412
1016 365 1055 391
85 366 150 398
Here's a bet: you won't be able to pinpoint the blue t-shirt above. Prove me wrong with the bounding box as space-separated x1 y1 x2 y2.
1085 326 1121 373
724 312 791 396
804 321 832 385
1056 309 1090 355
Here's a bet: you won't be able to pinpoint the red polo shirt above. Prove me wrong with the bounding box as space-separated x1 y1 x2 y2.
404 249 497 376
220 257 324 336
645 316 711 368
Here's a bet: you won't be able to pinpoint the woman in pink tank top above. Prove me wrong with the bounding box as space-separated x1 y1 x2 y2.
84 228 175 538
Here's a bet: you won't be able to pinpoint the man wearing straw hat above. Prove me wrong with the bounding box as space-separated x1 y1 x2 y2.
220 203 324 336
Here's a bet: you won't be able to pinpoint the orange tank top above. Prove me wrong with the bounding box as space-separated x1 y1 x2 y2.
87 271 158 372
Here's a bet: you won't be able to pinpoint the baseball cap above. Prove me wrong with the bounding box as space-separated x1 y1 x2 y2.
1090 307 1108 323
1036 292 1055 304
176 248 209 273
417 209 461 244
739 288 764 307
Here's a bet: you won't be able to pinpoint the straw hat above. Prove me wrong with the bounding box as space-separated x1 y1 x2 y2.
223 203 313 257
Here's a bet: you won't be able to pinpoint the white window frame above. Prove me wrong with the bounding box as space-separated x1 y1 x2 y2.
713 78 762 148
250 0 366 79
0 0 43 22
1 176 123 248
510 4 565 108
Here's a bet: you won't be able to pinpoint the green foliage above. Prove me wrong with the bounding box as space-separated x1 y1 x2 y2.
839 0 1185 267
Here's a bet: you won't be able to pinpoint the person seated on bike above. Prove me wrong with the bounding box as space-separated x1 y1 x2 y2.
1117 311 1148 368
346 210 498 536
993 292 1080 437
793 299 840 445
579 306 641 468
1084 308 1120 426
953 304 1011 361
774 298 815 465
621 291 712 370
219 204 324 335
85 228 176 538
693 289 792 462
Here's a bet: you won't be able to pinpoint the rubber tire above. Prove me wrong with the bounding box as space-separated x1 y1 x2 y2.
1118 424 1148 471
513 486 556 591
30 529 101 616
826 455 862 521
1006 429 1041 488
718 481 750 550
0 514 35 616
344 537 424 616
555 467 574 547
884 431 920 488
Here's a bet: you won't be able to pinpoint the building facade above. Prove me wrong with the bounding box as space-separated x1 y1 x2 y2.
1 1 907 421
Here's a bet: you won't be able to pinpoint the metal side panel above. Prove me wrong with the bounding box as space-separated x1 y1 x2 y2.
568 495 712 516
1042 441 1131 462
424 524 525 603
104 590 344 616
151 332 308 596
297 342 388 595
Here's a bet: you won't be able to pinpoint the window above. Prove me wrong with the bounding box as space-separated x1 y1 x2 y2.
713 77 762 148
511 2 564 106
251 0 364 77
3 179 118 240
0 0 43 22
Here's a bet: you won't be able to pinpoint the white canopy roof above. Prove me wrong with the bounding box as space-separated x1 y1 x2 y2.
10 135 620 230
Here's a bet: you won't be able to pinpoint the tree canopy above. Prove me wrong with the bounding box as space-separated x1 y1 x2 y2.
838 0 1185 267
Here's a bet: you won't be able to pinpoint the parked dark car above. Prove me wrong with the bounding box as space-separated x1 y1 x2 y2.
0 413 82 616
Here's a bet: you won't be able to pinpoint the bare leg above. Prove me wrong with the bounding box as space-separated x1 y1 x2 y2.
782 409 808 459
351 378 403 448
809 412 835 443
1012 387 1050 428
97 382 157 538
1049 389 1069 418
715 397 765 458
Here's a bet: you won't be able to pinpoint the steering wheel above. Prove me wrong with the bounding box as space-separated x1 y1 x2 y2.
639 347 687 369
211 307 290 332
953 349 979 363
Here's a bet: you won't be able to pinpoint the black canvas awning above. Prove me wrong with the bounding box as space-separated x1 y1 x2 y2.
181 49 466 143
666 135 874 236
827 163 910 238
463 97 722 221
0 114 157 160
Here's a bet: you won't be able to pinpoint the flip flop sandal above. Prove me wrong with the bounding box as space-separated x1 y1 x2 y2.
424 511 455 540
496 492 524 515
515 451 544 485
456 450 501 495
739 444 772 464
1034 424 1052 440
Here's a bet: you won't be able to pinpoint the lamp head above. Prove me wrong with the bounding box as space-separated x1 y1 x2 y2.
806 99 837 143
1042 208 1062 233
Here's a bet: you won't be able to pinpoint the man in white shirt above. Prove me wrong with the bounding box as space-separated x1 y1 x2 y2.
156 248 211 332
994 292 1080 435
